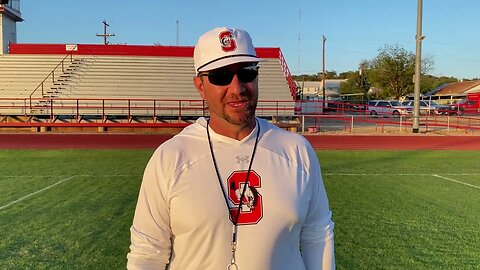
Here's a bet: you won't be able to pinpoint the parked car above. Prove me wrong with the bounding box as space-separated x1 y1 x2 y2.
368 100 411 117
449 99 479 115
401 100 451 115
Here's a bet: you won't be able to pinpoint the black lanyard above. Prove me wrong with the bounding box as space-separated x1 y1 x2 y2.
206 119 260 269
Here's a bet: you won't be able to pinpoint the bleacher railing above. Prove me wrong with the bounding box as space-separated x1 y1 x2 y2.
2 98 479 133
0 97 297 124
278 49 298 100
29 45 79 101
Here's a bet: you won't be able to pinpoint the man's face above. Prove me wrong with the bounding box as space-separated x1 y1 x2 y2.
193 62 259 128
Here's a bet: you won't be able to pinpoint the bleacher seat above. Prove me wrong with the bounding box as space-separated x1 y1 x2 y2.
0 51 295 117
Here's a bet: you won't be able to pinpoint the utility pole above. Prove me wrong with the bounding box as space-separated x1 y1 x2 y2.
298 9 302 100
322 35 327 110
413 0 424 133
96 20 115 45
176 20 179 46
297 9 301 75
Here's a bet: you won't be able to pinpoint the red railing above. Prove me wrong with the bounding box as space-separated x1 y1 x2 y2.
278 49 297 100
0 97 297 126
2 98 480 133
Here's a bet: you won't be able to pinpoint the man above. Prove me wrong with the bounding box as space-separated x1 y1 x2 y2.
127 27 335 269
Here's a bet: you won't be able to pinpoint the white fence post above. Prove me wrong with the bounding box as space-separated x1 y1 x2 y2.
351 115 354 133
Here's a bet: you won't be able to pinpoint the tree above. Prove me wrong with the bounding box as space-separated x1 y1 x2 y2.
339 61 370 99
367 44 433 99
292 70 338 81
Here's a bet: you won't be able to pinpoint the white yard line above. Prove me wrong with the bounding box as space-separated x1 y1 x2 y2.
0 176 75 211
432 174 480 190
324 173 480 176
323 173 480 190
0 174 140 178
0 174 142 211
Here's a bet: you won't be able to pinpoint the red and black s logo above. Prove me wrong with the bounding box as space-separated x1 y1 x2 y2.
218 30 237 52
227 170 263 225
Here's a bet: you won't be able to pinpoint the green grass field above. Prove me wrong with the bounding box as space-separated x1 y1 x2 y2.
1 149 479 269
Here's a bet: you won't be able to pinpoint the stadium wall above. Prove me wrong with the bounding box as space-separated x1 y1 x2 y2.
9 43 281 58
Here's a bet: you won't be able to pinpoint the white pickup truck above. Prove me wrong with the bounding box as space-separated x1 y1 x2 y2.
367 100 411 117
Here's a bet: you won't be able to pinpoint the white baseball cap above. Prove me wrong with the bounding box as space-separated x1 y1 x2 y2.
194 27 263 73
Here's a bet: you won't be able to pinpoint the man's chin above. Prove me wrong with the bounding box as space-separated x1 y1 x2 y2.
225 113 255 127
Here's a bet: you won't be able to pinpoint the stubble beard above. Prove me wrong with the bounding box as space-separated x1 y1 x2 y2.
219 91 258 127
223 101 257 127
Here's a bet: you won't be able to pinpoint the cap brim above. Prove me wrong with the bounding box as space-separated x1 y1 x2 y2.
197 56 265 72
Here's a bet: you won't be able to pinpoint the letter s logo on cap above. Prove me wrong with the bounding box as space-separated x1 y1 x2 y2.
218 30 237 52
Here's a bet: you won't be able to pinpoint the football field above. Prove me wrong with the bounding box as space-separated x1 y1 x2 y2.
0 149 479 269
319 150 480 269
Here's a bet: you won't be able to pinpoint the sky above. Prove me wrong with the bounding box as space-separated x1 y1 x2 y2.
14 0 480 79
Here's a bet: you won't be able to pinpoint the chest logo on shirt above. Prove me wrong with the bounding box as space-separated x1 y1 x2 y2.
235 155 250 165
227 170 263 225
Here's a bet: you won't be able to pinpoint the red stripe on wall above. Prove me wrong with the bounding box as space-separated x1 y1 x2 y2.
9 43 280 58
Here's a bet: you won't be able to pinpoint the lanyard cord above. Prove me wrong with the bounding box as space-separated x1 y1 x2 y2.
206 119 260 240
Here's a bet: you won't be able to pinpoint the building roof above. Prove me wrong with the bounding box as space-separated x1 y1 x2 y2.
425 83 449 96
434 80 480 95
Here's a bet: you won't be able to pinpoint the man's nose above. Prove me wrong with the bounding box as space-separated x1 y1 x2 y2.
228 75 246 94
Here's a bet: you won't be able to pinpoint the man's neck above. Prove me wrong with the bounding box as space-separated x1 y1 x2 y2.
207 118 256 141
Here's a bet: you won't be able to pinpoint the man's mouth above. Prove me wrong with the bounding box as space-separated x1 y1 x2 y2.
227 100 249 107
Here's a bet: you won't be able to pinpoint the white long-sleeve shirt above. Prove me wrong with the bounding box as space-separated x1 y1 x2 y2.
127 117 335 269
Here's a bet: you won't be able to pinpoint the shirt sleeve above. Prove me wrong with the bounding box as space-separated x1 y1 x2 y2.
127 149 173 270
300 147 335 270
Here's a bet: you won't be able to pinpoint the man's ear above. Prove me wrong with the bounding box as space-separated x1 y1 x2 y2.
193 76 206 100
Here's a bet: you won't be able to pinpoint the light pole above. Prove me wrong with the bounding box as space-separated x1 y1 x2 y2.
322 35 326 110
176 20 179 46
413 0 424 133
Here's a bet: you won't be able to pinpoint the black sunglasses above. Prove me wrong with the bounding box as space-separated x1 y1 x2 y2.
198 65 259 86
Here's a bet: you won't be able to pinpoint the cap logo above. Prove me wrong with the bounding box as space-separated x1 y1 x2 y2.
218 30 237 52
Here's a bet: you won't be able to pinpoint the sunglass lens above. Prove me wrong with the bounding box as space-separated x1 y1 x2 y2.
205 66 259 86
208 70 234 86
237 68 258 83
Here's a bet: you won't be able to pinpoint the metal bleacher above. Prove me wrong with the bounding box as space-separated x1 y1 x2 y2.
0 45 296 127
50 55 293 101
56 56 196 99
0 54 66 97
